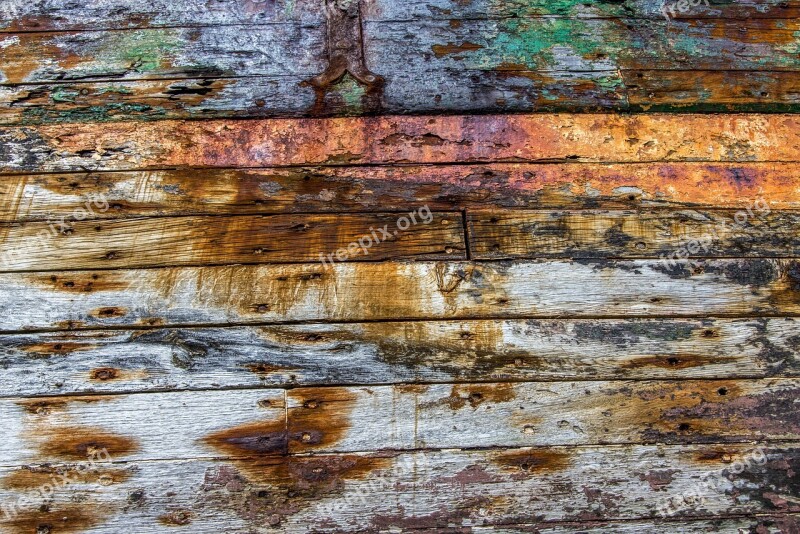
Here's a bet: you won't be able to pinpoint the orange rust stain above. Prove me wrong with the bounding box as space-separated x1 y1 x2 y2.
245 363 298 376
1 503 108 534
88 367 148 382
36 426 139 461
492 448 573 477
21 342 98 357
441 383 516 410
158 510 193 526
288 387 357 451
1 33 83 84
431 41 484 58
202 420 288 458
1 465 132 490
27 272 130 293
16 395 115 415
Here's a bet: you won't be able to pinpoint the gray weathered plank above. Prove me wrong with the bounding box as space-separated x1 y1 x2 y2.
1 259 799 332
0 445 797 532
468 209 800 260
0 212 465 271
285 379 800 453
0 318 797 396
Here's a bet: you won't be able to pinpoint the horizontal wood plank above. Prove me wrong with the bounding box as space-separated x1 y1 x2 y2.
2 163 799 222
2 114 799 173
1 259 799 332
1 317 797 396
285 379 800 452
0 445 797 531
469 209 800 260
0 212 465 271
1 379 797 464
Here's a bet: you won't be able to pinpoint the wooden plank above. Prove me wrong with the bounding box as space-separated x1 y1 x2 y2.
0 212 465 271
3 163 800 222
1 317 797 396
0 26 325 85
0 389 286 466
469 209 800 260
1 259 799 332
285 379 800 452
0 446 797 532
3 0 798 33
625 70 800 112
2 19 800 83
0 70 629 124
2 114 799 174
0 380 796 465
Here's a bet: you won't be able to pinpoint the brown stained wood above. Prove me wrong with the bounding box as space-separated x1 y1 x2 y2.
0 212 464 271
0 318 798 397
2 114 800 173
0 389 285 466
1 259 800 332
0 446 797 532
2 163 800 223
468 209 800 260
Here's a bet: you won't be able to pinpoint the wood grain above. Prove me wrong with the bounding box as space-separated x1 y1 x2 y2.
468 209 800 260
1 259 799 332
0 445 797 531
2 114 799 173
0 317 796 396
0 212 465 271
3 163 800 223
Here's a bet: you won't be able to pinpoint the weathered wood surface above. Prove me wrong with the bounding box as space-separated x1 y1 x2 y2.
0 445 797 532
469 209 800 260
1 318 797 396
0 380 797 462
3 163 800 223
2 114 800 173
0 212 464 271
2 259 800 332
3 3 800 120
3 0 799 32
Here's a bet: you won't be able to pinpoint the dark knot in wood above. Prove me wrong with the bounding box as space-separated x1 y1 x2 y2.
302 0 384 114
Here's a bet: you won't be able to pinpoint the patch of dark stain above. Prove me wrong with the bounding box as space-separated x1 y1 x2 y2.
492 448 573 480
720 259 780 287
728 447 800 513
245 363 296 376
202 420 288 457
431 41 484 57
16 396 114 415
19 341 97 358
604 225 634 248
28 272 129 293
621 354 728 370
1 464 132 491
369 496 492 531
572 321 695 346
638 469 679 490
132 329 208 370
89 306 127 319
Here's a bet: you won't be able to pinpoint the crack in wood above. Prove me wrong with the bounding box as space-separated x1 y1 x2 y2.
301 0 384 114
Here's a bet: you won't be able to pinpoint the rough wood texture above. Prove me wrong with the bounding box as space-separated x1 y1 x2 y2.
2 258 800 332
0 212 465 271
469 209 800 260
3 163 800 223
0 317 796 396
0 445 797 532
2 114 799 173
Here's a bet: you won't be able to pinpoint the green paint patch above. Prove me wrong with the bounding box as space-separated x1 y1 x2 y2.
328 73 367 113
97 86 134 95
109 29 182 73
50 87 80 103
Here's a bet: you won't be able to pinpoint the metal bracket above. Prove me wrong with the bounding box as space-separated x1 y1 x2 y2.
302 0 384 113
